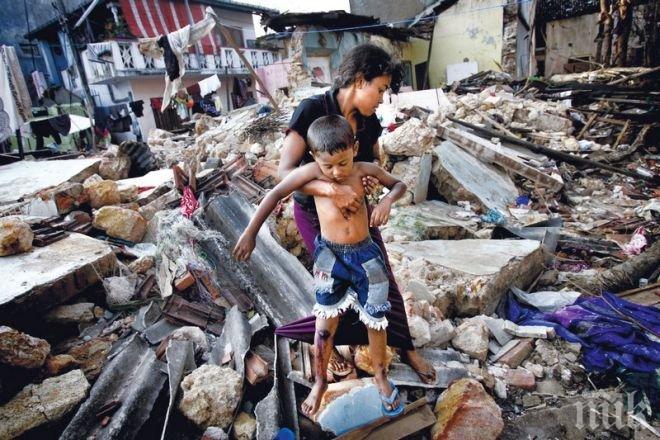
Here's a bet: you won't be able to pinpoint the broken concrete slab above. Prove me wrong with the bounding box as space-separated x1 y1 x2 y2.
503 321 555 339
381 200 478 242
431 378 503 440
438 126 563 192
381 118 435 156
0 326 50 368
0 369 90 439
390 153 433 205
60 334 167 440
0 158 100 205
0 233 117 317
179 364 243 430
316 379 383 435
432 141 518 214
386 239 544 316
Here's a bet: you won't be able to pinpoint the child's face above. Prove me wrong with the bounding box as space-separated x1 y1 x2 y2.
313 144 358 184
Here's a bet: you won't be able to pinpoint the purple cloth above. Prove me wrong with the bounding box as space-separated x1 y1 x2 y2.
274 201 414 350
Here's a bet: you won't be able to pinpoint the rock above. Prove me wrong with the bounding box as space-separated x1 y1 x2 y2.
179 365 243 430
432 141 518 214
38 182 87 215
128 255 155 274
534 340 560 366
522 361 545 379
118 185 139 203
103 275 138 306
0 326 50 368
202 427 229 440
170 326 209 353
429 319 456 347
408 315 431 347
44 303 96 324
431 378 504 440
405 280 436 303
354 345 395 375
452 319 490 361
43 354 79 376
65 335 115 380
0 218 33 256
85 180 121 208
0 369 89 439
93 206 147 242
522 394 543 408
390 153 433 205
233 412 256 440
381 118 435 156
536 378 564 396
99 155 131 180
83 173 103 186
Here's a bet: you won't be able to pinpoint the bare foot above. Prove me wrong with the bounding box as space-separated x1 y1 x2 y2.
374 374 399 412
301 380 327 417
403 350 436 385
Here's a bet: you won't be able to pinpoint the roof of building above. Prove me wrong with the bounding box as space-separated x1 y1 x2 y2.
26 0 277 40
260 10 415 41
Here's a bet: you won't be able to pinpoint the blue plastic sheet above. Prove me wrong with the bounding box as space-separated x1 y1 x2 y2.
499 291 660 373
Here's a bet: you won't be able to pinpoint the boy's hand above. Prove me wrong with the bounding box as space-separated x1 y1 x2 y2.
361 175 381 196
233 232 256 261
370 199 392 228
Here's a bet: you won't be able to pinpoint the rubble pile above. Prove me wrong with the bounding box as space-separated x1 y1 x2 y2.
0 65 657 440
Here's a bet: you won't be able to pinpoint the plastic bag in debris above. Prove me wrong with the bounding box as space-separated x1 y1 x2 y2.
481 208 506 225
510 286 581 313
622 226 648 256
103 275 138 306
500 290 660 373
123 242 158 259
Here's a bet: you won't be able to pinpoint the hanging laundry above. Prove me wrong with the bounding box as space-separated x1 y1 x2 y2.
94 104 132 133
137 7 217 112
0 45 32 142
199 95 220 117
31 71 48 99
199 74 221 97
129 100 144 118
30 114 71 149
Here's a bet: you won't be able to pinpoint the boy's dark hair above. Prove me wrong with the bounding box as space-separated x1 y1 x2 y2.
333 43 403 93
308 115 355 155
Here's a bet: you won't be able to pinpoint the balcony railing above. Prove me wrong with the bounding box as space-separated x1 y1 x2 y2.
82 41 277 84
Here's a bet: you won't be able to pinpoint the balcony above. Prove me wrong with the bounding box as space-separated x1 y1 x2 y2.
82 41 278 84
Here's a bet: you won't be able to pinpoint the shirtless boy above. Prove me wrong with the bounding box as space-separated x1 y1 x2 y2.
233 115 407 418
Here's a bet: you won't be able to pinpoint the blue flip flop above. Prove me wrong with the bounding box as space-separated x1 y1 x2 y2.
380 381 404 418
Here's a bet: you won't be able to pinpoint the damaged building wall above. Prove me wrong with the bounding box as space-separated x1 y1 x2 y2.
428 0 504 86
544 13 601 77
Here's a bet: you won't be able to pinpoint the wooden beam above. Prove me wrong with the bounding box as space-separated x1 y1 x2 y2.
212 19 280 112
613 120 630 148
577 114 597 140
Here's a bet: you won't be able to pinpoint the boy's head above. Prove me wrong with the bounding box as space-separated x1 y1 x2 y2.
308 115 357 183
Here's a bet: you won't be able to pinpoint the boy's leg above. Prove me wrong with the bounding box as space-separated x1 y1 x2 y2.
301 315 339 417
367 327 399 411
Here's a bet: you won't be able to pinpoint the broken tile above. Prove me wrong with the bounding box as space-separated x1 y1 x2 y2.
431 378 503 440
0 326 50 368
245 351 270 385
0 369 89 439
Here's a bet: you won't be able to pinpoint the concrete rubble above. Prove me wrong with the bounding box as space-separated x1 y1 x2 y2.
0 30 657 440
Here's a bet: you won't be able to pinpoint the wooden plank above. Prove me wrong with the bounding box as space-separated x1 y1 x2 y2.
577 114 597 140
336 398 430 440
614 120 630 148
437 126 564 192
363 403 436 440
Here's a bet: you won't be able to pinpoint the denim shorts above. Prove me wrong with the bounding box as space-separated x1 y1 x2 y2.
311 235 391 330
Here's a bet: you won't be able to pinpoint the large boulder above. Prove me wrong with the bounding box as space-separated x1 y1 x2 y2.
431 378 503 440
381 118 435 156
98 154 131 181
0 369 89 439
93 206 147 242
84 180 121 208
0 326 50 368
0 218 33 256
179 365 243 430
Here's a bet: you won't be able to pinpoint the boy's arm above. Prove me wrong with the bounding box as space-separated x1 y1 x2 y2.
358 162 407 227
233 163 320 261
